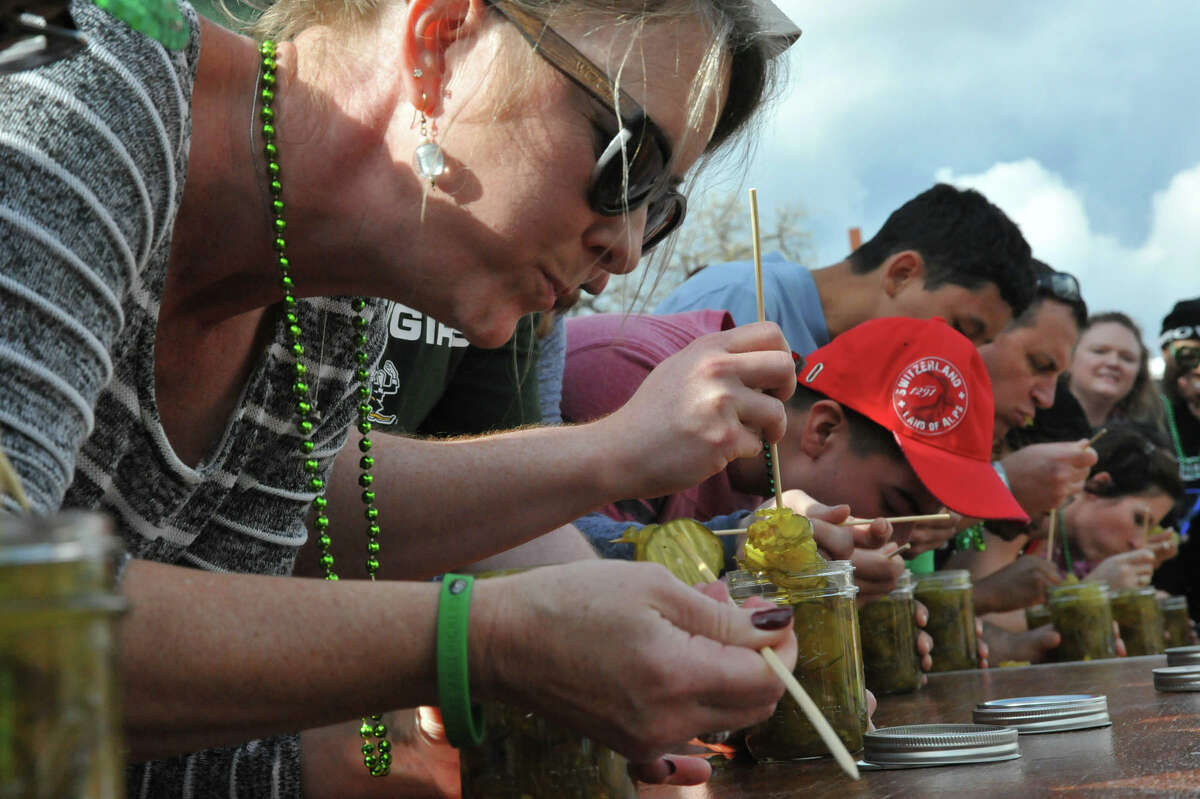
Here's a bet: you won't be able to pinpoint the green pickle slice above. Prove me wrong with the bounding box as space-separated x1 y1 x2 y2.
742 507 821 573
614 519 725 584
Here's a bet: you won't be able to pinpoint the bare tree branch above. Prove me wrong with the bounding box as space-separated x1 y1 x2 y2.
571 192 812 317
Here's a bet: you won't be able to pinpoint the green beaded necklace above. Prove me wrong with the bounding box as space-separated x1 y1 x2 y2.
256 39 392 778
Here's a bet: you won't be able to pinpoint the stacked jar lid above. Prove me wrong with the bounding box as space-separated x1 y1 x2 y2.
860 694 1110 769
1154 646 1200 692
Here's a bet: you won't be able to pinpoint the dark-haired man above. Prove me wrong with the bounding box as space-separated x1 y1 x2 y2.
656 183 1034 348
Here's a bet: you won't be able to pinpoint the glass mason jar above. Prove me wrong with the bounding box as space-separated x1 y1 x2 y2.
728 561 865 761
913 570 978 672
1110 586 1165 656
459 703 636 799
1025 603 1052 630
459 567 636 799
0 512 127 799
858 571 921 695
1160 595 1193 648
1048 581 1116 662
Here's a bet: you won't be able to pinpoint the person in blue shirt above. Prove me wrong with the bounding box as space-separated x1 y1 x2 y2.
656 183 1035 351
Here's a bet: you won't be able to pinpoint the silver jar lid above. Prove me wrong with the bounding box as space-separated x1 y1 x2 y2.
1154 666 1200 692
860 724 1020 769
972 695 1110 734
1166 646 1200 667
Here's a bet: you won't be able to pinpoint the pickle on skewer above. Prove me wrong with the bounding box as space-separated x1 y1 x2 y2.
740 507 828 593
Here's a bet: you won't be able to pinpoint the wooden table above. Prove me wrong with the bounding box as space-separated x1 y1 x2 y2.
642 655 1200 797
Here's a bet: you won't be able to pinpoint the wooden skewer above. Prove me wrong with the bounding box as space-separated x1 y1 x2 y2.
888 543 912 559
0 436 31 512
1043 431 1104 561
748 188 784 510
707 513 952 537
668 529 860 780
834 513 952 527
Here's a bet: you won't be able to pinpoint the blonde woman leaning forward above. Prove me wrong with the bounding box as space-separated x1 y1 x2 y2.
0 0 801 794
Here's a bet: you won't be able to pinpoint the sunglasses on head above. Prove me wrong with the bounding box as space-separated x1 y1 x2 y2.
487 0 686 252
1170 342 1200 373
1036 270 1081 303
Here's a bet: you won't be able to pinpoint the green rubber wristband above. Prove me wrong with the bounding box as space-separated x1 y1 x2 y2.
437 574 485 748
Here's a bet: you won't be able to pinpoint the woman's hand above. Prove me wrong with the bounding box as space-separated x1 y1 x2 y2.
598 323 796 501
472 560 797 769
1146 526 1180 567
1087 548 1156 590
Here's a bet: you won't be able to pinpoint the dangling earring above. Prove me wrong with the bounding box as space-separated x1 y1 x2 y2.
412 82 445 189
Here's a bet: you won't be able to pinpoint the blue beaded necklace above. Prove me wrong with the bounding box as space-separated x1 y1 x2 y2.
256 39 392 778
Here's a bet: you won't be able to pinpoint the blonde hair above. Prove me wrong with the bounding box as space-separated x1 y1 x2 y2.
242 0 783 157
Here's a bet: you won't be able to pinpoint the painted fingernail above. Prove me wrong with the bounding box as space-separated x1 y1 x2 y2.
751 607 793 630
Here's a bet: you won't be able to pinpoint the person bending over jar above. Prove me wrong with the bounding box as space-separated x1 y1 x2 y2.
1051 424 1181 588
0 0 802 794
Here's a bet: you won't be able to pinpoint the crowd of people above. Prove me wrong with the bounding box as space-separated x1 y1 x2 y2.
1 0 1196 796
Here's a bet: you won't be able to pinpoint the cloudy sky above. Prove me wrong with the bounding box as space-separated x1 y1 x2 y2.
689 0 1200 353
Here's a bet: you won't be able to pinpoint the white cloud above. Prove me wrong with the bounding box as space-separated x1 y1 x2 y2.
936 159 1200 349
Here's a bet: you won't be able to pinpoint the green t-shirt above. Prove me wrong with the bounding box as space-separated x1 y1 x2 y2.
367 303 541 436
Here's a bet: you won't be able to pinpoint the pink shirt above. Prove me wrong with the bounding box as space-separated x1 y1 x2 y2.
563 311 765 524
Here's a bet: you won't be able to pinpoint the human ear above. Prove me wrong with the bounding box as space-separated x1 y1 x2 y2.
400 0 486 116
1084 471 1113 494
801 400 847 458
881 250 926 298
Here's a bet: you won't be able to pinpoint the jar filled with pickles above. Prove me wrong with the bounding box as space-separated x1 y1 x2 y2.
728 561 865 761
458 567 636 799
858 571 921 695
1110 586 1165 656
1160 595 1193 648
1025 603 1052 630
0 512 127 799
459 703 636 799
913 570 977 672
1048 581 1115 662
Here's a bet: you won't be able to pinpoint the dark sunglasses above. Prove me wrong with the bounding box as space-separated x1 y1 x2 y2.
487 0 686 251
1170 342 1200 373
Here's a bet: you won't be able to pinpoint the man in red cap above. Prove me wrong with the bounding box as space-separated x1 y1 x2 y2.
563 312 1027 597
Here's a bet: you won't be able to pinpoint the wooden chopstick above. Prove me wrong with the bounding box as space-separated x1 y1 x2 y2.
708 512 952 537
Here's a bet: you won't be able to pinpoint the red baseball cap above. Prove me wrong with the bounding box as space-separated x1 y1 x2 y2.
797 317 1028 522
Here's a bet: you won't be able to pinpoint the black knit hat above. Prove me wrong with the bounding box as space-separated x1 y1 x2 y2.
1159 297 1200 349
